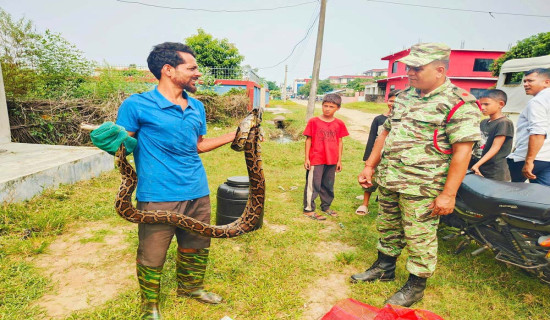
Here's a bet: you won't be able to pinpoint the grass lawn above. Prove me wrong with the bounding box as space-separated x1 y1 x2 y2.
341 101 388 114
1 101 549 319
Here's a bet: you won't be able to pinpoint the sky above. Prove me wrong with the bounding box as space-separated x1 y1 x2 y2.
1 0 549 86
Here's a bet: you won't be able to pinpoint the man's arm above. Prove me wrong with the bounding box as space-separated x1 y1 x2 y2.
471 136 506 176
358 129 389 188
197 131 236 153
523 134 546 179
429 141 474 216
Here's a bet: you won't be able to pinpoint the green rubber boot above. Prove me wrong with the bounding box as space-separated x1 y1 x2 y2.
176 249 223 304
136 263 163 320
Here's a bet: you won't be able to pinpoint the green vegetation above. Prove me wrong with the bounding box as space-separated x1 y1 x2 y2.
342 101 388 114
491 32 550 77
185 28 244 73
1 102 549 319
298 79 334 97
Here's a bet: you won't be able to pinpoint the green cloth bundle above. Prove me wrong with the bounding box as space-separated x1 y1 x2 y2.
90 121 137 155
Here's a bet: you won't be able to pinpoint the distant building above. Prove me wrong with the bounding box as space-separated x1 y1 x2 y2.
374 48 505 101
292 78 311 95
363 68 388 77
328 75 372 85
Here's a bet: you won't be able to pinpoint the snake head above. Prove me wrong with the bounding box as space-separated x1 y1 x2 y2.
231 108 262 151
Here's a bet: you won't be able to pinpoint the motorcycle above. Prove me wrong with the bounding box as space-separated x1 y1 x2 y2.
440 172 550 284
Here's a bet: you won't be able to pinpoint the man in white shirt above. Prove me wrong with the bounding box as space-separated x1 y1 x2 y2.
507 68 550 186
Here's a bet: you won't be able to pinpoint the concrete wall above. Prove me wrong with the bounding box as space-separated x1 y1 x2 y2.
0 64 11 144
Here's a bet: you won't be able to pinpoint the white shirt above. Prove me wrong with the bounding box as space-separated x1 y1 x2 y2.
508 87 550 162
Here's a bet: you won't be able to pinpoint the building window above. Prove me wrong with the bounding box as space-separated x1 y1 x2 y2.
504 72 523 85
473 59 494 72
392 61 398 74
470 88 487 98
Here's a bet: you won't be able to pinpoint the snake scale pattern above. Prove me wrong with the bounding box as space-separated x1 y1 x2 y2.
113 109 264 238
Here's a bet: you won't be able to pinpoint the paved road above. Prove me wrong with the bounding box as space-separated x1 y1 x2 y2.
291 99 377 143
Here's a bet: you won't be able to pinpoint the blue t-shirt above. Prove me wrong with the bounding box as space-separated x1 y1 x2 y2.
116 87 209 202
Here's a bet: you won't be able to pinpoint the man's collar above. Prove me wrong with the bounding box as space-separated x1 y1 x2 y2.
152 86 191 109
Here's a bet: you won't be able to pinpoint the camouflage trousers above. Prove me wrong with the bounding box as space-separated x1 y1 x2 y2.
376 186 440 278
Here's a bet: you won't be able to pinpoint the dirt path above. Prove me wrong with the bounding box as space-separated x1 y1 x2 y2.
29 221 135 319
290 99 377 143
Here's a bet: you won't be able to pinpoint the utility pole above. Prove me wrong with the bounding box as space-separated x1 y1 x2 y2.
283 64 288 102
306 0 327 121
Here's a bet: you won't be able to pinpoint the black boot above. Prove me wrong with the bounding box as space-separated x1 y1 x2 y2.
350 251 397 283
385 274 427 307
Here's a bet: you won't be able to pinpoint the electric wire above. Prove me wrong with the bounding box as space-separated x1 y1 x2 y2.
364 0 550 18
115 0 318 13
258 11 320 69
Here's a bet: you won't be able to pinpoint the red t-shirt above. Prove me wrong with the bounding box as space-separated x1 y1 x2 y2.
303 117 349 165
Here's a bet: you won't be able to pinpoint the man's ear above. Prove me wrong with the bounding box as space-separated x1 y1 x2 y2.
161 64 172 78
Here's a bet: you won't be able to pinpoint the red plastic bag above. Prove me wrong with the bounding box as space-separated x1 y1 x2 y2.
321 299 444 320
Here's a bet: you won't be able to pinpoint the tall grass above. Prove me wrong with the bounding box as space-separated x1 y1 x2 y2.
1 102 549 319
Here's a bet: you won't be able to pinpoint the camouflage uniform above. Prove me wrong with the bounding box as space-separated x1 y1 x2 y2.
374 78 481 278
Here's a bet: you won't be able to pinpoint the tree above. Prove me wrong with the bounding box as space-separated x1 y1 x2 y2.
297 79 334 97
346 78 368 91
266 80 278 91
491 32 550 76
0 8 94 99
185 29 244 72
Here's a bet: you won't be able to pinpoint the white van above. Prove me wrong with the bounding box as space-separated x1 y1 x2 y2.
496 55 550 124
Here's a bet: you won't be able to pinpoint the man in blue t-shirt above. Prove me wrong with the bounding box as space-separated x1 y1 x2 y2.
92 42 235 318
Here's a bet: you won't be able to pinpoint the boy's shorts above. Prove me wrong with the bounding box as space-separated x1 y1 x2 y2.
362 180 379 193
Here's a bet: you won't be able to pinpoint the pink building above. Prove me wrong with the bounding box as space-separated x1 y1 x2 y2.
377 48 505 101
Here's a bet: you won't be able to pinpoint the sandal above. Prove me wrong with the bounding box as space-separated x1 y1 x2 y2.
322 209 338 217
355 205 368 216
303 212 326 221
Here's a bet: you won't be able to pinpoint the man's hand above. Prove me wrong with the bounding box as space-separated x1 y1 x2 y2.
304 159 311 170
336 161 342 172
429 193 456 216
522 160 537 180
358 165 375 188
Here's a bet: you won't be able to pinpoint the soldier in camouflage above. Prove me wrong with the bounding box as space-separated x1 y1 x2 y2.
350 43 481 307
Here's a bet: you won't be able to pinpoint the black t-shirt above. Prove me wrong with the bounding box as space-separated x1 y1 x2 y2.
477 117 514 181
363 114 388 161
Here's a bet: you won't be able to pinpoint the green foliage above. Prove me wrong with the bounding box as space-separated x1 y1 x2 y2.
297 79 334 97
492 32 550 76
266 80 279 91
0 8 41 100
185 28 244 71
346 78 369 91
270 89 281 99
0 8 94 100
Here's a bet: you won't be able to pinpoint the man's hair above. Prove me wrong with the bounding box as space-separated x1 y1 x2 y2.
525 68 550 79
322 93 341 106
480 89 507 104
432 59 449 69
388 89 400 98
147 42 196 80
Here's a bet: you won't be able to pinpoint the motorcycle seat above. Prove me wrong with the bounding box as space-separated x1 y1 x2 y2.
458 173 550 220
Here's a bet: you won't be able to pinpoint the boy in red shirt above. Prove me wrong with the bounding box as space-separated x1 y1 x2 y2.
303 94 350 220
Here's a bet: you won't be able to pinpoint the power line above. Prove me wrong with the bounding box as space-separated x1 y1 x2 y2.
364 0 550 18
115 0 318 13
258 11 320 69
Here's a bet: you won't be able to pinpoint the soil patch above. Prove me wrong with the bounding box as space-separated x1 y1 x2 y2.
302 241 357 319
30 221 135 319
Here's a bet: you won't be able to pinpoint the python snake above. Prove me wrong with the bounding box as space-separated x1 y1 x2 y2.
113 109 264 238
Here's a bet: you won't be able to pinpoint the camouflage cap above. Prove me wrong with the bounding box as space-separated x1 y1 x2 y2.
397 43 451 67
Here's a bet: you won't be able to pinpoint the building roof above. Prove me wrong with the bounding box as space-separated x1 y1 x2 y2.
328 75 373 79
381 48 506 60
